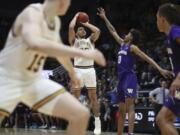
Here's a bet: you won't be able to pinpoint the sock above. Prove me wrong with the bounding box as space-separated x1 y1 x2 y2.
94 117 100 121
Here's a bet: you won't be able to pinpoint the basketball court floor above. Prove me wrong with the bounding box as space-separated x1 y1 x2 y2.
0 128 152 135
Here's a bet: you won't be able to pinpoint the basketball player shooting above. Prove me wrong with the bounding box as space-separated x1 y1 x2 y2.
97 7 172 135
69 13 102 135
0 1 106 135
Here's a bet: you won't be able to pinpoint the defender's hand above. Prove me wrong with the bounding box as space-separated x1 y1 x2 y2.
159 69 174 79
97 7 106 19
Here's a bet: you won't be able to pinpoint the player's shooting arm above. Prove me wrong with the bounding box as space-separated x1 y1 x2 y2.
131 45 172 78
69 13 79 45
82 22 101 43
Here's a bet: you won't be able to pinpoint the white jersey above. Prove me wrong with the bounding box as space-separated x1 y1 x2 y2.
0 3 61 80
73 38 94 66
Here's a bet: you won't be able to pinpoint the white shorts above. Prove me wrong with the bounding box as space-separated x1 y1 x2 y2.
74 67 96 89
0 76 65 116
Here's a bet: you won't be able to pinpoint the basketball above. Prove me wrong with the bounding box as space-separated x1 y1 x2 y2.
77 12 89 23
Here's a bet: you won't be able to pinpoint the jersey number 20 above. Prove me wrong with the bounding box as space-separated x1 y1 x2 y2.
27 54 45 72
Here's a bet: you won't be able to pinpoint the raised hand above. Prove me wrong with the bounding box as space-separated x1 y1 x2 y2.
97 7 106 19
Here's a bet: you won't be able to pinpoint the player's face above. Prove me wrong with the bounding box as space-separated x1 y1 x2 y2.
161 81 167 88
77 27 86 38
156 13 165 33
124 32 132 42
56 0 71 15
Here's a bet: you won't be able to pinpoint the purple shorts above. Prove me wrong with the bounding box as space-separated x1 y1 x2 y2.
164 96 180 116
117 72 137 102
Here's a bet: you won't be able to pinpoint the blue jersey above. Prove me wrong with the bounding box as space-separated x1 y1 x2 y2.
167 25 180 76
117 44 135 75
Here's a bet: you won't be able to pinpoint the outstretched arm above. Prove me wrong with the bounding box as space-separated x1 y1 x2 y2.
97 7 123 45
69 13 79 45
131 45 173 78
20 8 106 66
81 22 100 43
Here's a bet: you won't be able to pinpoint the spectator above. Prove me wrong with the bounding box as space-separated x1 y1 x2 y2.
149 80 170 134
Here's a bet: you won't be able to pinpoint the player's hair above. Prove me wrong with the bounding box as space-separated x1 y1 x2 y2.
130 28 141 45
75 24 84 32
158 3 180 25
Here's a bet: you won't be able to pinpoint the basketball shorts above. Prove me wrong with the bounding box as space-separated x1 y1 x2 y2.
164 96 180 116
74 67 96 89
117 72 137 102
0 76 66 117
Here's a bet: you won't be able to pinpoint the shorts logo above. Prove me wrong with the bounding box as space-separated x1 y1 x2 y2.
127 88 133 94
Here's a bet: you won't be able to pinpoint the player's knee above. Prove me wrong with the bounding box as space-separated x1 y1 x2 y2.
80 106 90 119
91 98 98 106
127 104 135 112
73 106 90 123
156 112 164 126
119 104 126 114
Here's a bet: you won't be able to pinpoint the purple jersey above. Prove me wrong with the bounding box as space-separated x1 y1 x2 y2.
167 25 180 76
118 44 135 75
165 25 180 116
116 44 137 103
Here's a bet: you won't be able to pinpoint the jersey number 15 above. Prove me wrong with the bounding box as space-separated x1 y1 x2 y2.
27 54 45 72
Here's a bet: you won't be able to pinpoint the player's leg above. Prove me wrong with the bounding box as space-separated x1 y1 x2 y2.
87 88 101 134
156 106 178 135
85 69 98 114
156 97 180 135
71 88 81 99
117 80 126 135
39 92 90 135
126 97 135 135
125 73 137 135
85 68 101 134
23 79 90 135
118 102 126 135
88 89 99 117
71 68 83 99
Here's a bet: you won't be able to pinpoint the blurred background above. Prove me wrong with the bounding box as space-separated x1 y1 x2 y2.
0 0 180 134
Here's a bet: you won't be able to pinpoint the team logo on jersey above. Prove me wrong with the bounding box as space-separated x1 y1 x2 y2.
119 50 127 55
127 88 133 94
